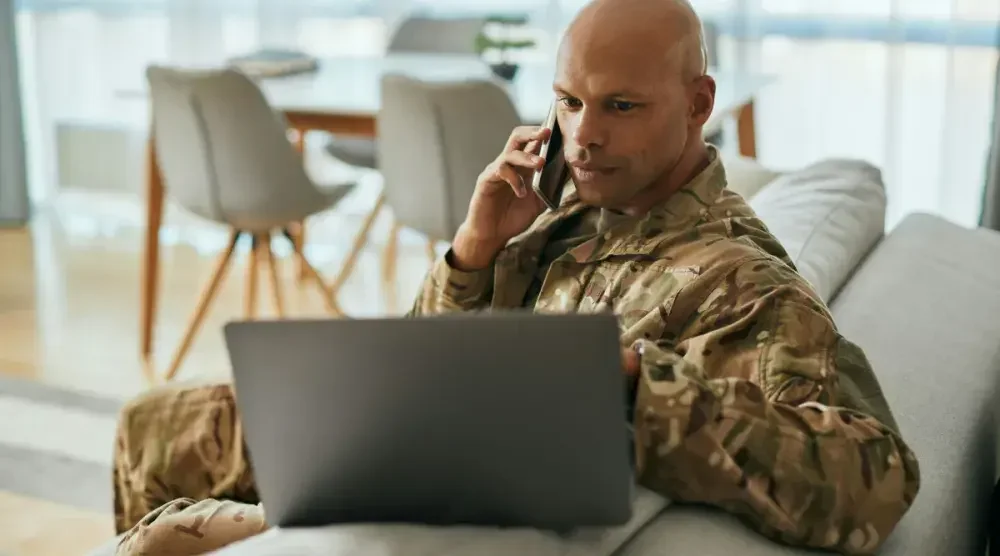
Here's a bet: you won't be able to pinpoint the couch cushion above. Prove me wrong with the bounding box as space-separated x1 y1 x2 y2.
85 535 121 556
721 153 782 200
618 213 1000 556
747 159 886 303
210 487 670 555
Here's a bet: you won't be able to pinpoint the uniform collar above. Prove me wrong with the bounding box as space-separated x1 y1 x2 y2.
549 144 728 262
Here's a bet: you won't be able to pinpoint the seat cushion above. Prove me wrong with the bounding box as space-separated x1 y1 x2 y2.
209 487 670 555
618 213 1000 556
826 213 1000 555
85 534 122 556
748 159 886 303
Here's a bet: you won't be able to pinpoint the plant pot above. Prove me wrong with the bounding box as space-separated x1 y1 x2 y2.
490 63 519 81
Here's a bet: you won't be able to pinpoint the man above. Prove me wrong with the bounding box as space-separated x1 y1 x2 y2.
113 0 920 553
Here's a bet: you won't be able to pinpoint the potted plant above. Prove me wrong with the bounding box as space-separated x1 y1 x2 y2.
474 14 536 81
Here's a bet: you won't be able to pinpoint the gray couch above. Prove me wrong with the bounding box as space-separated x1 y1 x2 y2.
91 155 1000 555
620 158 1000 556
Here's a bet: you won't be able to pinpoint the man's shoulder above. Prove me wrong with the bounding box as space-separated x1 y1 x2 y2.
645 206 793 278
636 200 825 312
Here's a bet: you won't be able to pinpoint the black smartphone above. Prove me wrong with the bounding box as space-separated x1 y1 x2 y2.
531 102 567 211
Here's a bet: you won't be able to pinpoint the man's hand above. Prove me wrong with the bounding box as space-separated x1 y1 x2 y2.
622 346 641 376
451 126 552 271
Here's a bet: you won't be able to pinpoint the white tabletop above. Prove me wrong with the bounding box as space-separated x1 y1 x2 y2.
110 54 772 132
258 54 773 128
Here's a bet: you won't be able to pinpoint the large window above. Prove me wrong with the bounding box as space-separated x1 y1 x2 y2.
11 0 1000 229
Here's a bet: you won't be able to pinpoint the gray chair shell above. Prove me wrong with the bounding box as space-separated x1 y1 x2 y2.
338 73 521 313
146 65 349 380
325 16 487 169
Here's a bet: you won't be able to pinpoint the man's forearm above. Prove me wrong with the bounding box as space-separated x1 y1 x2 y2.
632 341 920 555
449 225 504 272
406 229 500 318
117 498 267 555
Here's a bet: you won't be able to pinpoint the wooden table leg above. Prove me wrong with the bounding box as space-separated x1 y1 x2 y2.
140 135 164 370
292 128 308 283
737 100 757 159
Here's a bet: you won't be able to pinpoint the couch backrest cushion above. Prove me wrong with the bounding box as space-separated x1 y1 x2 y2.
746 159 887 303
721 153 782 200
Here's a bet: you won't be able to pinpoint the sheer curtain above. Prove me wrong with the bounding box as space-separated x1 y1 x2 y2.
1 0 28 226
728 0 999 229
14 0 387 205
14 0 1000 230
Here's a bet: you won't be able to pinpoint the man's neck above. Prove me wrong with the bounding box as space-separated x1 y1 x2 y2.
619 141 711 217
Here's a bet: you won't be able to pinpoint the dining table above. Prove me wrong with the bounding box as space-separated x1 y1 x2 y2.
139 53 775 367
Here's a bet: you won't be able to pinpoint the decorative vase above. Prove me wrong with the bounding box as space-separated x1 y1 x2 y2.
490 62 519 81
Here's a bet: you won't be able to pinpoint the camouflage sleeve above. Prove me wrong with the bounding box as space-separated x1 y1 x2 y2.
632 260 920 554
116 498 267 555
406 248 495 317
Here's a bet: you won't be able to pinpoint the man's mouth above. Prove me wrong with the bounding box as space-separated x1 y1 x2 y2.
570 163 617 181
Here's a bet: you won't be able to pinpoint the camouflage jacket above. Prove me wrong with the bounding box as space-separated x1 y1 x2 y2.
408 149 920 554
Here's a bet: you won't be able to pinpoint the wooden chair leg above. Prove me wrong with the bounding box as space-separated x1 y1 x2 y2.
140 134 164 367
261 232 285 318
290 128 309 285
245 234 260 320
329 192 386 296
292 221 308 284
382 219 401 314
163 229 242 381
282 228 344 317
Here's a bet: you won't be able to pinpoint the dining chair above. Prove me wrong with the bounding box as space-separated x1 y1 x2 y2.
146 65 356 381
336 73 522 313
325 16 487 169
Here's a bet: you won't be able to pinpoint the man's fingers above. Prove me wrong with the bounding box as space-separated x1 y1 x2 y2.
506 126 551 153
622 347 641 376
504 149 544 172
494 162 526 197
486 125 553 198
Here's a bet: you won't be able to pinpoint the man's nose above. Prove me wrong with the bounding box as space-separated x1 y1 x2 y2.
569 109 606 149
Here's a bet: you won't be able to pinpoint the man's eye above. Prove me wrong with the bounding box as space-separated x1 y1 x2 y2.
613 100 636 112
559 97 583 109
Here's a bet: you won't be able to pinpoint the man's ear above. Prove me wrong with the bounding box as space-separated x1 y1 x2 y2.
689 75 716 125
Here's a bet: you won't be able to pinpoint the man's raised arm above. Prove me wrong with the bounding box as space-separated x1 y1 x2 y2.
632 258 920 554
406 247 496 317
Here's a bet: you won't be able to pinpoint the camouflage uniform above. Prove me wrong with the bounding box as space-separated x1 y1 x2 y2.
112 146 920 555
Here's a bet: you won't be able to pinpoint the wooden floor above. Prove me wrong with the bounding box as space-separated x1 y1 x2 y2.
0 491 113 556
0 171 436 555
0 179 433 398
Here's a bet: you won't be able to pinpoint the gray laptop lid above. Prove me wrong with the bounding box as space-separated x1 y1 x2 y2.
224 311 633 531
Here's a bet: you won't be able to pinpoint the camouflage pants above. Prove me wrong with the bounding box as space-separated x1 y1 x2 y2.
113 383 267 554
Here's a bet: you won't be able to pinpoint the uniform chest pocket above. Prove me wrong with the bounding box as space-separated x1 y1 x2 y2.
581 259 700 344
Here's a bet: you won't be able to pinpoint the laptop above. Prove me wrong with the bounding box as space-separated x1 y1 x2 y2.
223 311 634 531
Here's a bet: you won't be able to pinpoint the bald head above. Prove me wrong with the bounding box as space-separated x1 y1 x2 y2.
550 0 717 214
561 0 708 82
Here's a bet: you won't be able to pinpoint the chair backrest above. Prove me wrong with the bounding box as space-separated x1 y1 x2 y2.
145 66 323 228
387 16 486 55
377 74 521 240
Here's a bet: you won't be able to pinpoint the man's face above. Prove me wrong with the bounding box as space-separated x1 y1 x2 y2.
552 36 712 209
